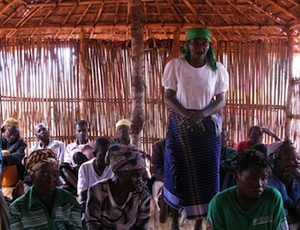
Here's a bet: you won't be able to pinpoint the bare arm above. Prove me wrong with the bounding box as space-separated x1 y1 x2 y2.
164 88 189 118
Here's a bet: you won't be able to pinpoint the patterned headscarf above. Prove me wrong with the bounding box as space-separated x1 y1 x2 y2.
26 149 58 176
181 27 217 71
267 139 297 161
106 144 146 172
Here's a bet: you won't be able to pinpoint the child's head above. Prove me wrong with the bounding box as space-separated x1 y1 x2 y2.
235 149 271 201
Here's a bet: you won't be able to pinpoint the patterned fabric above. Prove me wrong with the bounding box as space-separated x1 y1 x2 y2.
29 139 66 165
164 111 221 219
9 186 82 230
107 144 146 172
26 149 58 176
85 179 150 229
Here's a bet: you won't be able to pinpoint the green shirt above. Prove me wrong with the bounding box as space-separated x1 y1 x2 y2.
207 186 288 230
9 186 82 230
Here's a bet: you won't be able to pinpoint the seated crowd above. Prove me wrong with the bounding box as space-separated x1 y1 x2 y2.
0 118 300 229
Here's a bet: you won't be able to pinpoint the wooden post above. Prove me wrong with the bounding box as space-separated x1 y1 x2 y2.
285 29 294 139
129 0 144 148
79 28 88 120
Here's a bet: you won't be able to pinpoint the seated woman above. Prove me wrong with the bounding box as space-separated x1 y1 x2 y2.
85 144 151 229
9 149 82 229
207 149 288 229
267 139 300 226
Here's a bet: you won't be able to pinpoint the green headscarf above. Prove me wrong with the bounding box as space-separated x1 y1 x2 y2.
181 27 217 71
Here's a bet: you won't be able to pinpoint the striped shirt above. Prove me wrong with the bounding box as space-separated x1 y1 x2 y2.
9 186 82 230
85 179 150 229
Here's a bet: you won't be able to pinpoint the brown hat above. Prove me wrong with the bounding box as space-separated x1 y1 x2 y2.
2 118 19 129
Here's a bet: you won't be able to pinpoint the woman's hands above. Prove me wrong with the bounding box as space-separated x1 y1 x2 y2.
180 111 206 133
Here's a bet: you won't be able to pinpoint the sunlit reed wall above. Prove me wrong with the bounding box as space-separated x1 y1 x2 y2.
0 38 298 155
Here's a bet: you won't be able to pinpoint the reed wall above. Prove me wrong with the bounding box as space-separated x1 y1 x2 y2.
0 38 299 155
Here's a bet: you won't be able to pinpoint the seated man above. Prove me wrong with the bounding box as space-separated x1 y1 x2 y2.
9 149 82 229
110 118 131 145
85 144 151 229
29 123 66 164
0 118 27 187
235 126 281 151
267 139 300 227
77 137 113 216
61 119 93 194
65 119 94 167
207 149 288 229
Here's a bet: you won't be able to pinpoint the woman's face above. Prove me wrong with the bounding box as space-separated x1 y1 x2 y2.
117 168 145 192
187 38 210 60
236 165 269 201
275 148 300 180
32 162 59 195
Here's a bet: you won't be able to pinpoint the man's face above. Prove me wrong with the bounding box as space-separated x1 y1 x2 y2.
249 127 263 145
75 124 89 144
34 124 50 142
275 148 300 181
117 125 130 140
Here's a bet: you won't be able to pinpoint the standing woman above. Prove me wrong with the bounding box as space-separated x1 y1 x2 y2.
162 27 229 229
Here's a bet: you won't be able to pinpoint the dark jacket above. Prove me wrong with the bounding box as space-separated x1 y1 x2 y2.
0 136 27 166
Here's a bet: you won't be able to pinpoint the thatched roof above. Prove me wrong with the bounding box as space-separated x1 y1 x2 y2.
0 0 299 45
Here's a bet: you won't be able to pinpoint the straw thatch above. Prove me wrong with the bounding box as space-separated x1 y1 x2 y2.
0 0 299 45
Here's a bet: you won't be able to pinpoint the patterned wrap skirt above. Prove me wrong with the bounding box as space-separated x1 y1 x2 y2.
163 111 221 219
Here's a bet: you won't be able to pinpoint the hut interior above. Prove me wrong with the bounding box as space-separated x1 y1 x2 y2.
1 1 300 229
0 0 300 154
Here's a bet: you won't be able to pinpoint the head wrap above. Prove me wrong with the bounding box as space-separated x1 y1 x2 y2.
26 149 58 176
1 118 19 133
116 119 130 129
181 27 217 71
267 139 297 161
107 144 146 172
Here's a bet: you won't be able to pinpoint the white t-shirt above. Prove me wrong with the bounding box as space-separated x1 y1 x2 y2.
162 58 229 110
77 158 114 194
29 139 66 164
